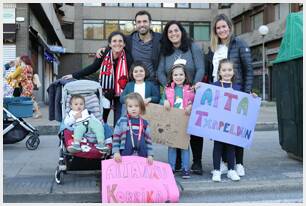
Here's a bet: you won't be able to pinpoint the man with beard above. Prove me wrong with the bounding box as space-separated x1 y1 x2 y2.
125 10 162 83
96 10 162 84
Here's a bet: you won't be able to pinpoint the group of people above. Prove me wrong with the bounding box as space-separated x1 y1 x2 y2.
62 11 254 182
4 55 42 118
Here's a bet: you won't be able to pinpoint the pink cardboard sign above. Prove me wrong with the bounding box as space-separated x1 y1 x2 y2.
101 156 180 203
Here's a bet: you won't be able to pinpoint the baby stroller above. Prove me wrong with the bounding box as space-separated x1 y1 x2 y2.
3 97 40 150
54 80 112 184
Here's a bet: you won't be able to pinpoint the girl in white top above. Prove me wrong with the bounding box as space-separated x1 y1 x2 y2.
119 61 160 107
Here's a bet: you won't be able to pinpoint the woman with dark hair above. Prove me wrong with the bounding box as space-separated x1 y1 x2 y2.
63 31 133 125
157 20 205 86
157 20 205 175
207 13 253 177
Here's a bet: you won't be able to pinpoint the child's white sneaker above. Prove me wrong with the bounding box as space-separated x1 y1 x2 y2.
210 161 228 174
235 164 245 176
227 170 240 181
212 170 221 182
220 161 228 174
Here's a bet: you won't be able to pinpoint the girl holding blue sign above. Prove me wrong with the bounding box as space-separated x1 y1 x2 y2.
207 14 254 177
211 59 241 182
160 61 195 179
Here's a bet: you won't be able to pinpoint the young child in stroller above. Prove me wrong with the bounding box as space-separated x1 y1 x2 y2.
64 94 109 152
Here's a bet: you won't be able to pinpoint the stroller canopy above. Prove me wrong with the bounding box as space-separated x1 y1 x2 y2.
63 80 101 94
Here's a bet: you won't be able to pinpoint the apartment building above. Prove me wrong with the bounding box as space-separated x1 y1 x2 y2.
229 3 303 100
3 3 66 103
3 3 303 103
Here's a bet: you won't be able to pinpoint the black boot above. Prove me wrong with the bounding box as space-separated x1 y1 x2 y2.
191 161 203 175
190 135 204 175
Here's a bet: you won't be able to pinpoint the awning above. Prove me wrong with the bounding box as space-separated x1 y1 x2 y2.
29 26 65 54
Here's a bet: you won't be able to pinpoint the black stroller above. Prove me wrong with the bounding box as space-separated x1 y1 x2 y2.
3 97 40 150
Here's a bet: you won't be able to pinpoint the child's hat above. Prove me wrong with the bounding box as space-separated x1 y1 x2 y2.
173 58 187 66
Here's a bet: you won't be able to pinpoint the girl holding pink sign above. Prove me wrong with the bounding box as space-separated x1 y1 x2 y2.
112 92 154 165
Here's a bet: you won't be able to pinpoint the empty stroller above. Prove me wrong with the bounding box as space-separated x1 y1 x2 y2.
54 80 112 184
3 97 40 150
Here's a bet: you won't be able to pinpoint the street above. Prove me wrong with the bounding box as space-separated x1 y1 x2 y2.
3 130 303 203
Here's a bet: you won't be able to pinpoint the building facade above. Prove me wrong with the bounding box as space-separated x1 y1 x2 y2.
3 3 303 103
229 3 303 100
3 3 67 103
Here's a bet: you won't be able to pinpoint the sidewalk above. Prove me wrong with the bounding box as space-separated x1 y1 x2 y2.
27 102 278 135
3 131 303 203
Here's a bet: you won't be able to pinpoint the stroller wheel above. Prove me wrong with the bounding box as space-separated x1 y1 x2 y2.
26 135 40 150
55 166 63 184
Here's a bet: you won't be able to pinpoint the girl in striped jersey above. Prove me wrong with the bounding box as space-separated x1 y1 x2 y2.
112 93 154 164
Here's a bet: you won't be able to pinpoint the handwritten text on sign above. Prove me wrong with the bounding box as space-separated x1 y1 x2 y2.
187 83 261 148
101 156 179 203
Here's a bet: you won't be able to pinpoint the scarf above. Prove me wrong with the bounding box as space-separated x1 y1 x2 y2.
99 49 128 95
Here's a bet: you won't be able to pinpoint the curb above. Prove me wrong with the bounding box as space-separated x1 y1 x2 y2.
4 178 301 203
3 193 100 203
180 178 302 195
35 122 279 135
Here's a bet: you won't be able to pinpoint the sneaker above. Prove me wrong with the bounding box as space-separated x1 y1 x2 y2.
210 161 228 174
212 170 221 182
68 142 82 152
220 161 228 174
235 164 245 176
181 170 191 179
227 170 240 181
96 143 109 153
191 162 203 175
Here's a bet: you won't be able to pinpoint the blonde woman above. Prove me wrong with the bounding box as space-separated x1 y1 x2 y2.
207 14 254 177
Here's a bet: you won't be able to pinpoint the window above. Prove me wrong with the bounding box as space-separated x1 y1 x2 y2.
181 22 191 36
190 3 210 9
83 3 101 6
105 20 119 38
83 20 104 39
234 21 242 36
119 20 134 35
61 22 74 39
274 3 290 20
104 3 118 7
3 8 15 23
151 21 162 33
193 23 210 41
177 3 189 8
119 3 132 7
133 3 147 8
163 3 175 8
161 21 210 41
252 12 263 30
148 3 161 8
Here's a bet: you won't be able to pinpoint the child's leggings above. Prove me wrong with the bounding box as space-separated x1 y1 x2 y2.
213 141 235 170
74 117 105 143
168 146 190 171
